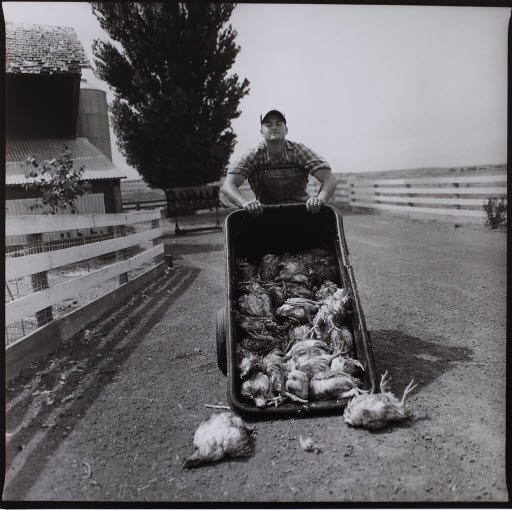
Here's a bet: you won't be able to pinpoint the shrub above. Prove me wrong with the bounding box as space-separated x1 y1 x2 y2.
24 147 91 214
482 196 507 229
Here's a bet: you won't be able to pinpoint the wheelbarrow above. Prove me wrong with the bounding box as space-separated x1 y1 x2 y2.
216 203 379 419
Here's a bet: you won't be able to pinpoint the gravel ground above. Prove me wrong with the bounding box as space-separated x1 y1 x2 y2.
3 211 508 503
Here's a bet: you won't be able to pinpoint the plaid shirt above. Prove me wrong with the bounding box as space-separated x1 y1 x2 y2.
228 140 332 204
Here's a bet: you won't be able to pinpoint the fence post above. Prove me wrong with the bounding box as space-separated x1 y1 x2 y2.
115 224 128 284
27 233 53 326
152 218 160 247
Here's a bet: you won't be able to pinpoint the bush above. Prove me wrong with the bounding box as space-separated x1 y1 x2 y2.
482 196 507 229
24 147 91 214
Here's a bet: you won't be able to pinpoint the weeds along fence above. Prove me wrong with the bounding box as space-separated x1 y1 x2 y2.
5 210 164 352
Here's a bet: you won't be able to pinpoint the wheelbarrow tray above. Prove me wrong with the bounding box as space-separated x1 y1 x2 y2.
218 203 378 419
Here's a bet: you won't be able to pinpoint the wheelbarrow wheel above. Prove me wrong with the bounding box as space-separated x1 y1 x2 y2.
216 307 228 376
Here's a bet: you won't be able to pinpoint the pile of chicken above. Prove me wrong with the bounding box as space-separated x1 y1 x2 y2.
235 248 366 408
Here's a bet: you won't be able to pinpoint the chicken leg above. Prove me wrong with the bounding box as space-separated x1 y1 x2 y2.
379 370 392 393
399 379 417 413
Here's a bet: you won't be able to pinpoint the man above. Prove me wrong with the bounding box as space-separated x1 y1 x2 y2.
221 108 338 215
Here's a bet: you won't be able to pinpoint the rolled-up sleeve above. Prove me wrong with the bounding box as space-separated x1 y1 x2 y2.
227 149 259 178
295 143 332 175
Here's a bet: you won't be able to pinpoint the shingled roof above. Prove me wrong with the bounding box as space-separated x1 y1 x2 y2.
6 138 127 185
6 22 91 74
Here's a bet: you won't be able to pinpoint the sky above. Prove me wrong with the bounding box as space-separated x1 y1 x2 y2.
3 3 509 180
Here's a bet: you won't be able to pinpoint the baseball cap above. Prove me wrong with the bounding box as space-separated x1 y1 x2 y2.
260 109 286 124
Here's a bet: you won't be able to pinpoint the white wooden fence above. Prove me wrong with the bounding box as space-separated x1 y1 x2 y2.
5 210 164 329
346 172 507 220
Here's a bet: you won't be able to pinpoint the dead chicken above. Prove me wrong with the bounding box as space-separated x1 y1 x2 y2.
309 288 351 338
278 258 312 285
241 332 281 355
283 339 331 363
295 350 342 379
261 281 287 308
344 370 417 430
261 349 290 406
309 370 364 401
285 370 309 402
182 412 255 468
236 345 262 380
283 282 314 300
276 298 320 323
241 371 272 407
285 324 311 352
310 265 339 288
330 355 365 380
315 280 339 302
327 325 355 357
238 282 273 317
236 258 257 281
235 312 285 337
258 254 280 281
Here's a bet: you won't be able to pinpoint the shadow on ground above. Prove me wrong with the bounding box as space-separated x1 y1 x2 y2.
165 242 224 259
369 329 473 392
4 266 200 500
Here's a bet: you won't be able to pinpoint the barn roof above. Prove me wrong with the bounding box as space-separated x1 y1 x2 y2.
6 22 91 74
6 138 127 185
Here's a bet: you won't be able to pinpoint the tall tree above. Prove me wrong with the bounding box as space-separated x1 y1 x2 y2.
91 2 249 193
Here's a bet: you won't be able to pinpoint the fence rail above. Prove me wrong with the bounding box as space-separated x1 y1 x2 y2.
346 170 507 221
5 209 163 329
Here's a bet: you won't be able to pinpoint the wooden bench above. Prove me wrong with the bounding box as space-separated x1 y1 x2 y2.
165 185 222 235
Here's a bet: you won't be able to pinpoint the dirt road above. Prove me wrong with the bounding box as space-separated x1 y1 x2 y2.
3 212 508 503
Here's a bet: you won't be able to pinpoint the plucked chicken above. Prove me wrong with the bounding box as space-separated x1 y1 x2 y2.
182 412 255 468
343 370 417 429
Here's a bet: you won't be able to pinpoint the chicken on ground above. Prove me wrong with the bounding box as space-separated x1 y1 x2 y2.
343 370 417 430
182 412 255 468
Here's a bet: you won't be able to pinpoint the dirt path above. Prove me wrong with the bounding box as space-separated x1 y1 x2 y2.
3 213 508 503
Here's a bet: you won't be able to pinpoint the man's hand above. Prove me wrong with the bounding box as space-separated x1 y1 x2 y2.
306 196 325 214
243 199 264 216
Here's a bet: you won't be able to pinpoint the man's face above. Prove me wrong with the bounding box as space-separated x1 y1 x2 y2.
260 114 288 143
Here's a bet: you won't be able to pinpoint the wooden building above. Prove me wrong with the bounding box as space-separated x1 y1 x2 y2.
5 22 126 214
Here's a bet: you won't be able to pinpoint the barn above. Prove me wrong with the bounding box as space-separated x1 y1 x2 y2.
5 22 126 215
